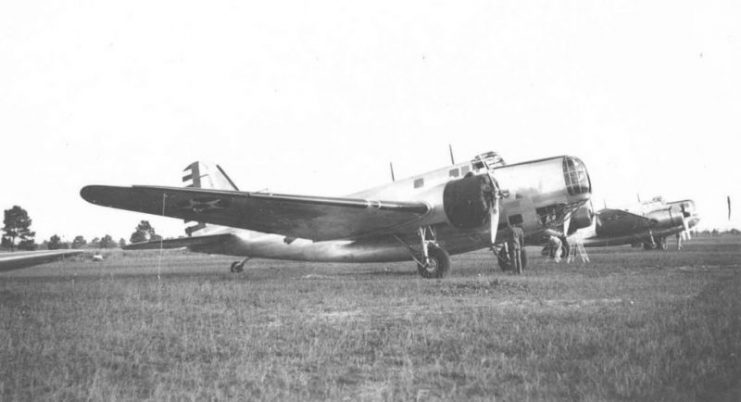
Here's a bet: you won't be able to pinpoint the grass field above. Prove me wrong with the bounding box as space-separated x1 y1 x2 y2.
1 236 740 401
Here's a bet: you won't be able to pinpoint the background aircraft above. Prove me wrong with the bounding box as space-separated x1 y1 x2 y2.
81 151 592 278
584 197 699 250
540 197 700 256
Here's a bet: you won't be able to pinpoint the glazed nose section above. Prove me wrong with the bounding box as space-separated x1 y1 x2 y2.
563 157 592 200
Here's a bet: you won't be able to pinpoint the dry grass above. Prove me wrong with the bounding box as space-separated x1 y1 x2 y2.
1 237 740 401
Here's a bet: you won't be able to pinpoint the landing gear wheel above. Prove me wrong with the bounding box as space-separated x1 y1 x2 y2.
655 237 667 250
498 248 527 271
417 245 451 279
230 261 244 273
498 248 512 271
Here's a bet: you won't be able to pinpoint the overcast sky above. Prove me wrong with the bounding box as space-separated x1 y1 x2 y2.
1 1 739 243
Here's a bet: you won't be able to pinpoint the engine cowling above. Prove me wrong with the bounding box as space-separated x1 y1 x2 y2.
646 206 684 228
442 174 496 229
567 202 594 235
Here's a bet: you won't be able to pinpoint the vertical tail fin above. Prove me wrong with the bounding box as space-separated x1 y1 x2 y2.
182 161 239 191
182 162 239 236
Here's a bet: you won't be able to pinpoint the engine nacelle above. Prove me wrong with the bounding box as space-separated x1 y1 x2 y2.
646 206 684 228
442 174 496 229
567 202 594 235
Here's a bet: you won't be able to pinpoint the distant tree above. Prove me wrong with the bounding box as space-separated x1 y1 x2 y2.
18 239 37 251
90 237 100 248
2 206 35 251
48 234 62 250
71 235 87 249
130 220 158 244
1 236 11 250
118 238 127 248
712 229 720 237
99 234 116 248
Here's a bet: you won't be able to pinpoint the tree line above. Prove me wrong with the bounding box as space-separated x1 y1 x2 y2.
2 205 160 251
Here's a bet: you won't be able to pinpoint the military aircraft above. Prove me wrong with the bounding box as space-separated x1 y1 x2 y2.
80 151 592 278
0 249 85 272
546 197 700 252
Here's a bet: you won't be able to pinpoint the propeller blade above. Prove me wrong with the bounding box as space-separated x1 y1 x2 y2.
490 200 500 245
728 196 732 221
486 174 501 246
683 217 691 240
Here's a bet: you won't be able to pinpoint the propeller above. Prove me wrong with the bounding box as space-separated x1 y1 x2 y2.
682 217 691 240
728 196 732 221
680 204 692 240
487 173 502 246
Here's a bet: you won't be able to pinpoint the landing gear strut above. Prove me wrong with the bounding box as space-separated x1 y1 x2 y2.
411 226 451 278
417 245 451 278
230 257 250 273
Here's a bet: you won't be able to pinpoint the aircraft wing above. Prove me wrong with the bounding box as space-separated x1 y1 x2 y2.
595 208 654 237
81 185 431 241
0 250 84 272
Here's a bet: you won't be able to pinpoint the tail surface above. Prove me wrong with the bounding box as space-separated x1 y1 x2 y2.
182 162 239 236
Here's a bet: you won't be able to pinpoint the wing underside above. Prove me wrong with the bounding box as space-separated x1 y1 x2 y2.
0 250 84 272
81 185 431 241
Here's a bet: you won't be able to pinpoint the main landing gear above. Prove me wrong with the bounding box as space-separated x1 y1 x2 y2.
409 226 451 278
230 257 250 273
496 246 528 271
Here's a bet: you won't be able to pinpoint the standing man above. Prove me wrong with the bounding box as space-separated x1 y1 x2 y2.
509 223 525 274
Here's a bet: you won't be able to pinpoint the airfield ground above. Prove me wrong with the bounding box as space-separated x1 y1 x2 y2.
1 236 740 401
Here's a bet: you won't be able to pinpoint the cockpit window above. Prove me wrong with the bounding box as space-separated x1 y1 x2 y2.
563 157 591 195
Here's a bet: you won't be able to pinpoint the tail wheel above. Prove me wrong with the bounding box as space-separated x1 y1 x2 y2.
230 261 244 273
417 245 451 278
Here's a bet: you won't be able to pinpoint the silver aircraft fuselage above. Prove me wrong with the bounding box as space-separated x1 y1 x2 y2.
191 155 592 262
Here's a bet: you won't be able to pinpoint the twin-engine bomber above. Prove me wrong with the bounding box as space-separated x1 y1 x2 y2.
80 152 593 278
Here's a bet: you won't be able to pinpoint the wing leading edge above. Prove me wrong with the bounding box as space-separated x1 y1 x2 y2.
81 185 431 241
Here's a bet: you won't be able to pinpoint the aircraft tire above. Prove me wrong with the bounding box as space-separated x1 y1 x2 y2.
656 237 667 250
417 246 451 278
498 248 512 271
498 248 527 271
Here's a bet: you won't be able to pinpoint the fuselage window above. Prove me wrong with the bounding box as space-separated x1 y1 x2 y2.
449 168 459 178
414 178 424 188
